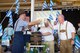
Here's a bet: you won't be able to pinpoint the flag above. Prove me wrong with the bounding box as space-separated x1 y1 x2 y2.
15 0 19 4
56 11 60 17
42 0 48 10
56 11 60 15
56 11 60 22
9 13 13 26
56 17 58 22
58 39 60 45
23 0 26 2
2 31 7 40
6 10 13 26
49 0 54 11
15 0 20 14
0 24 3 36
6 10 12 17
48 14 53 21
2 29 9 46
75 39 80 49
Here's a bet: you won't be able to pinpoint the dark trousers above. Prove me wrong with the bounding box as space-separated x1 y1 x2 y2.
23 34 30 46
12 31 30 53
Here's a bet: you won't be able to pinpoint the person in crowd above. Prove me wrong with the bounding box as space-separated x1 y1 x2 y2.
12 11 43 53
57 14 76 53
2 24 14 52
77 23 80 33
74 23 80 53
4 24 14 43
12 11 31 53
39 19 54 53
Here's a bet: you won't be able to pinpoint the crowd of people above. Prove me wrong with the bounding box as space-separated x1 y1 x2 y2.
0 11 80 53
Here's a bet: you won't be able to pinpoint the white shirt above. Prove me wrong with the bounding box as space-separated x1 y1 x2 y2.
57 21 76 40
39 27 54 41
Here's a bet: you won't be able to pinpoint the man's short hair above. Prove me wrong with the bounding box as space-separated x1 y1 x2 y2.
19 11 29 17
19 11 26 16
58 14 66 20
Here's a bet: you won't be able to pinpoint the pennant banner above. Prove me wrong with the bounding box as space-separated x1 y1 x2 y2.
6 10 12 17
75 39 80 49
50 0 54 11
6 10 13 26
0 24 3 36
15 0 20 14
15 0 19 4
9 14 13 26
55 11 60 23
48 14 53 21
42 0 48 10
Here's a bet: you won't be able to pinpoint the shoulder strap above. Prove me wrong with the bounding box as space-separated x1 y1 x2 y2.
66 21 68 39
59 21 68 40
59 24 61 36
14 20 19 31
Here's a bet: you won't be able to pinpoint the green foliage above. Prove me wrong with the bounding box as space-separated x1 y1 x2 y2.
33 48 38 53
26 42 28 47
43 44 48 53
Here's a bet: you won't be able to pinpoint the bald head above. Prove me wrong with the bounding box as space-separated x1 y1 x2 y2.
58 14 65 24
